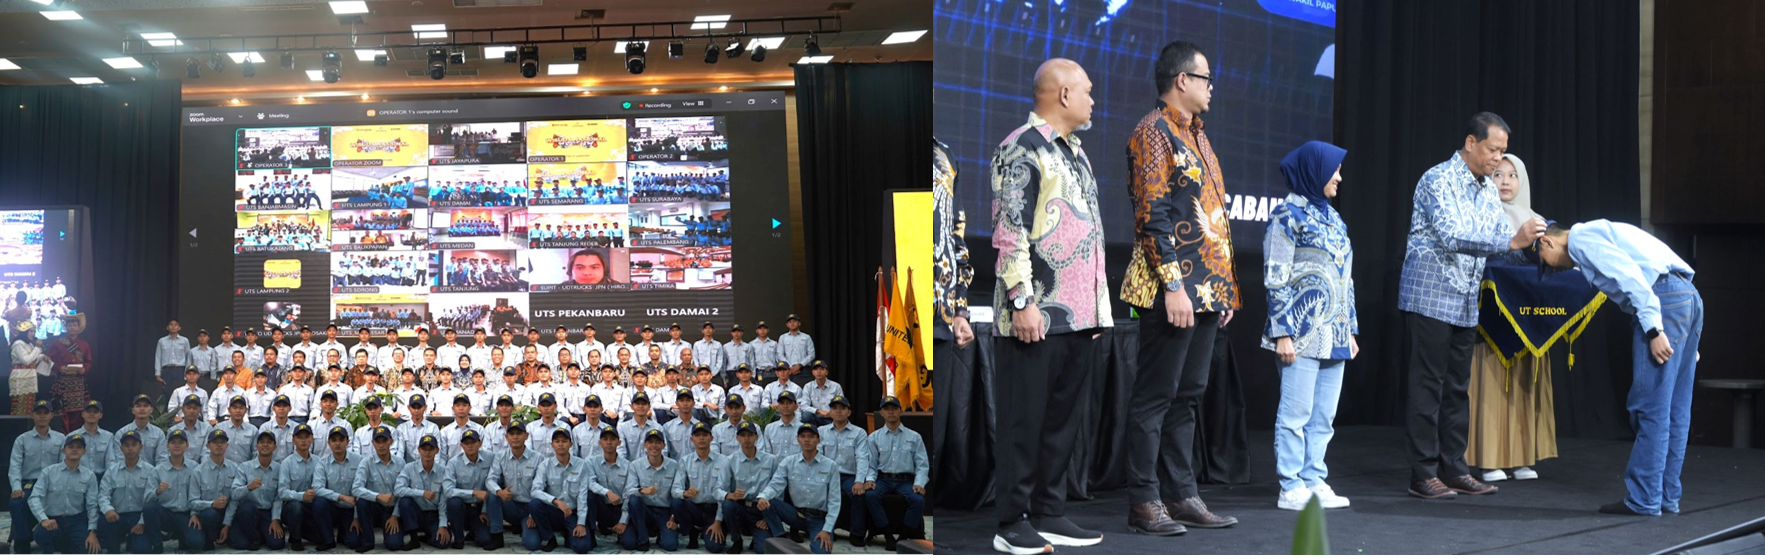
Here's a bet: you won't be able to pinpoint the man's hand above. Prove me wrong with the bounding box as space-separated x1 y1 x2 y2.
557 500 574 518
851 483 867 496
953 316 975 349
666 517 678 531
1511 217 1547 250
1651 335 1674 365
684 486 699 500
106 510 121 523
606 491 622 505
525 517 536 529
437 526 451 546
815 531 832 551
40 519 58 531
1010 308 1044 344
248 478 263 491
496 488 512 501
423 490 436 501
725 489 744 501
216 526 230 545
612 522 626 536
84 532 100 554
188 515 202 530
384 516 399 534
572 525 588 538
377 493 394 505
913 485 925 495
10 490 22 499
1350 336 1360 359
709 521 725 544
303 489 317 503
158 482 170 495
1275 337 1297 365
339 495 356 507
1165 289 1195 329
349 519 361 534
473 489 488 501
1220 309 1235 327
212 496 229 509
756 520 769 532
270 519 284 539
130 523 144 535
641 485 658 496
756 497 771 511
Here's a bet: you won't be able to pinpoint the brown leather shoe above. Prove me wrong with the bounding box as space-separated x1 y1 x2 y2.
1444 474 1498 495
1166 496 1237 529
1408 478 1456 499
1127 501 1186 536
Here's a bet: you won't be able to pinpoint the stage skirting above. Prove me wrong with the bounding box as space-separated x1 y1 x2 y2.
933 321 1249 511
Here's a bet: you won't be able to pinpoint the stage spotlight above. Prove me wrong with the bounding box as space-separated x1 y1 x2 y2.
241 59 256 77
703 41 719 64
668 41 684 60
625 41 647 74
751 44 767 62
804 34 821 57
279 52 295 70
321 50 341 83
517 45 539 78
725 39 745 59
448 49 465 64
503 49 517 63
572 45 587 61
373 53 388 66
206 52 225 72
185 57 200 78
144 57 160 75
427 48 447 80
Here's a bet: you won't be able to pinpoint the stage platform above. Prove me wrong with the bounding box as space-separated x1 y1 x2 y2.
937 426 1765 555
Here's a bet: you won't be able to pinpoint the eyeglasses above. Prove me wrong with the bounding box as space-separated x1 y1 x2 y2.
1183 72 1214 89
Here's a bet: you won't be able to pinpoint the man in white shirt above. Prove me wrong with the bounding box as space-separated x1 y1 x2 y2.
216 327 246 384
188 329 222 383
430 370 465 419
575 323 605 371
605 327 636 370
316 324 348 367
692 322 725 378
660 323 689 367
525 329 551 372
436 328 467 375
633 325 661 367
241 329 266 371
376 330 409 373
588 365 631 422
465 328 494 382
351 328 379 370
277 366 315 422
292 326 323 370
546 326 574 370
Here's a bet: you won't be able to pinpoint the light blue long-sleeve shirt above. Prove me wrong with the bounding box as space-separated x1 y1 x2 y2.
757 453 841 534
530 455 588 513
10 428 64 489
191 457 242 524
858 424 930 487
67 427 113 474
747 339 779 370
485 447 541 504
99 460 158 523
311 451 360 502
29 461 99 527
395 459 453 524
719 448 777 501
169 422 212 465
351 453 404 502
111 423 167 471
233 458 283 520
445 452 493 504
778 332 814 367
671 450 724 518
278 451 320 506
155 458 199 512
586 454 631 525
720 341 750 373
627 456 679 508
215 420 261 464
818 423 866 475
1565 220 1695 332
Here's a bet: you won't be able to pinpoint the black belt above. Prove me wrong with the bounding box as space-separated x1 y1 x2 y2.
799 508 827 517
739 499 759 508
879 472 915 481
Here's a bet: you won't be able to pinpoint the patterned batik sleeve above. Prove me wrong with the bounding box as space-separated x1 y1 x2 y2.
1416 173 1512 257
1128 123 1184 286
991 142 1043 300
1262 205 1300 340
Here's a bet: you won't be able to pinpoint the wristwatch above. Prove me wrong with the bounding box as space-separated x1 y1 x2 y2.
1010 296 1030 311
1646 328 1661 341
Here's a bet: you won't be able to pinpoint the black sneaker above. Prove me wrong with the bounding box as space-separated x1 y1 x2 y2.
315 542 335 552
884 533 898 551
992 520 1053 555
689 533 701 549
1599 501 1648 516
1033 515 1104 546
541 539 558 552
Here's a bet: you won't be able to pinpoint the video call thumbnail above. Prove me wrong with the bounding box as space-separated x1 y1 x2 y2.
236 211 330 254
629 246 731 290
329 209 429 251
332 293 429 336
628 160 729 203
428 164 530 208
333 124 431 168
525 206 626 249
0 210 44 266
429 207 527 251
528 162 628 206
525 119 628 163
428 292 531 336
629 116 729 162
428 121 526 165
236 126 332 170
329 251 433 294
332 166 430 210
235 169 332 211
526 247 631 291
434 249 527 293
629 201 729 247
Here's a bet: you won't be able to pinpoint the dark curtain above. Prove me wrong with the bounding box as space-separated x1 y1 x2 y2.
0 81 181 432
794 62 933 429
1334 0 1640 438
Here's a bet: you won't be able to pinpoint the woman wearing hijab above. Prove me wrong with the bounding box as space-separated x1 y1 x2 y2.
1467 153 1557 483
1263 141 1358 511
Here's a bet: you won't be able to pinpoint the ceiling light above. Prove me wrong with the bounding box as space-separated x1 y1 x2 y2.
616 41 648 54
186 58 201 78
361 93 370 100
0 59 17 71
751 37 786 50
427 48 447 80
229 98 241 104
725 39 745 59
649 88 659 93
517 45 539 78
141 32 182 47
484 46 516 60
691 15 730 30
296 96 305 102
882 30 927 45
354 49 386 62
328 1 368 14
797 55 833 64
572 46 587 61
69 77 101 85
207 53 225 72
624 42 647 74
718 85 728 91
804 34 822 57
102 57 143 69
547 63 578 75
28 0 55 5
41 11 81 20
305 70 326 81
411 24 446 40
226 52 266 64
703 41 720 64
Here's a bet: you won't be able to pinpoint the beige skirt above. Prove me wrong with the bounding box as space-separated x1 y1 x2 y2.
1466 343 1557 469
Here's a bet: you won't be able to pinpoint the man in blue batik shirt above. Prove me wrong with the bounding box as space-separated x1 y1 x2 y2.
1397 112 1546 500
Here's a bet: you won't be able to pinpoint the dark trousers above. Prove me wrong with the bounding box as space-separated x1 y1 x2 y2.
837 473 867 536
524 499 592 553
1128 309 1221 503
280 500 320 547
395 497 446 548
9 482 34 548
159 366 185 402
145 504 203 552
443 497 492 548
719 500 766 552
230 500 288 550
311 497 363 549
867 477 925 531
622 501 680 550
354 499 405 550
1403 311 1477 482
670 500 729 553
761 500 831 554
484 495 529 534
31 514 88 554
97 509 153 554
585 493 623 532
991 329 1103 525
192 508 226 550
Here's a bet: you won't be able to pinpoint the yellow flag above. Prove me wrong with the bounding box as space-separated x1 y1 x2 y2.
901 267 932 409
884 268 918 408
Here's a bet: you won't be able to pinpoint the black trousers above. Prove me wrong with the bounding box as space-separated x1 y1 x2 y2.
1403 311 1477 482
1127 307 1221 503
992 328 1103 526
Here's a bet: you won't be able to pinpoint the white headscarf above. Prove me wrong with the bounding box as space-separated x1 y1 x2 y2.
1500 153 1542 231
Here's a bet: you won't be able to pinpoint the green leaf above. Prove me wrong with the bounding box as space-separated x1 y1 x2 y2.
1292 494 1330 555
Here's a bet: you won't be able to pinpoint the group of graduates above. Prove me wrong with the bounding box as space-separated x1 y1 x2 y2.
443 257 526 291
331 254 429 289
631 171 729 202
237 145 330 168
333 211 416 232
237 220 326 253
446 216 505 238
529 222 627 247
241 177 324 210
431 180 527 208
338 178 425 210
534 178 628 205
630 136 729 161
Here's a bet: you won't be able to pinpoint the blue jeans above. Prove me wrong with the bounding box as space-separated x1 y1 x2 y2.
10 482 35 548
31 514 88 554
621 501 679 551
719 500 766 552
395 497 445 548
760 500 831 554
523 499 592 553
483 495 528 535
311 497 363 549
353 500 405 550
866 477 923 531
443 497 492 548
1274 357 1346 492
231 500 288 550
98 509 154 554
670 500 729 553
1623 276 1702 515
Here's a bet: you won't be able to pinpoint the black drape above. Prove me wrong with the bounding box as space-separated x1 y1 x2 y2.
0 81 181 428
794 62 933 427
1334 0 1640 438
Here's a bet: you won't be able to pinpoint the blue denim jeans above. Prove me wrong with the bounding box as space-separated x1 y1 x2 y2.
1274 357 1345 492
1623 276 1702 515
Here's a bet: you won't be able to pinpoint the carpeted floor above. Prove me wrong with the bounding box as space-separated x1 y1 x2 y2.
936 426 1765 555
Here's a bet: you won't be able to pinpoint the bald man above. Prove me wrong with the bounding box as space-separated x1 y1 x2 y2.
988 58 1110 555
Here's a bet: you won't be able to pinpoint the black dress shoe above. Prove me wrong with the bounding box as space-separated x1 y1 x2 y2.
848 531 867 547
482 537 501 551
315 542 335 552
354 545 372 553
541 539 558 552
688 533 700 549
1599 501 1648 516
289 539 305 551
636 542 651 551
884 533 899 551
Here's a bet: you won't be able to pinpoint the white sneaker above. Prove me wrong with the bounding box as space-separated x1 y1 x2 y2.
1309 483 1351 509
1513 467 1538 480
1277 486 1313 511
1482 469 1508 482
